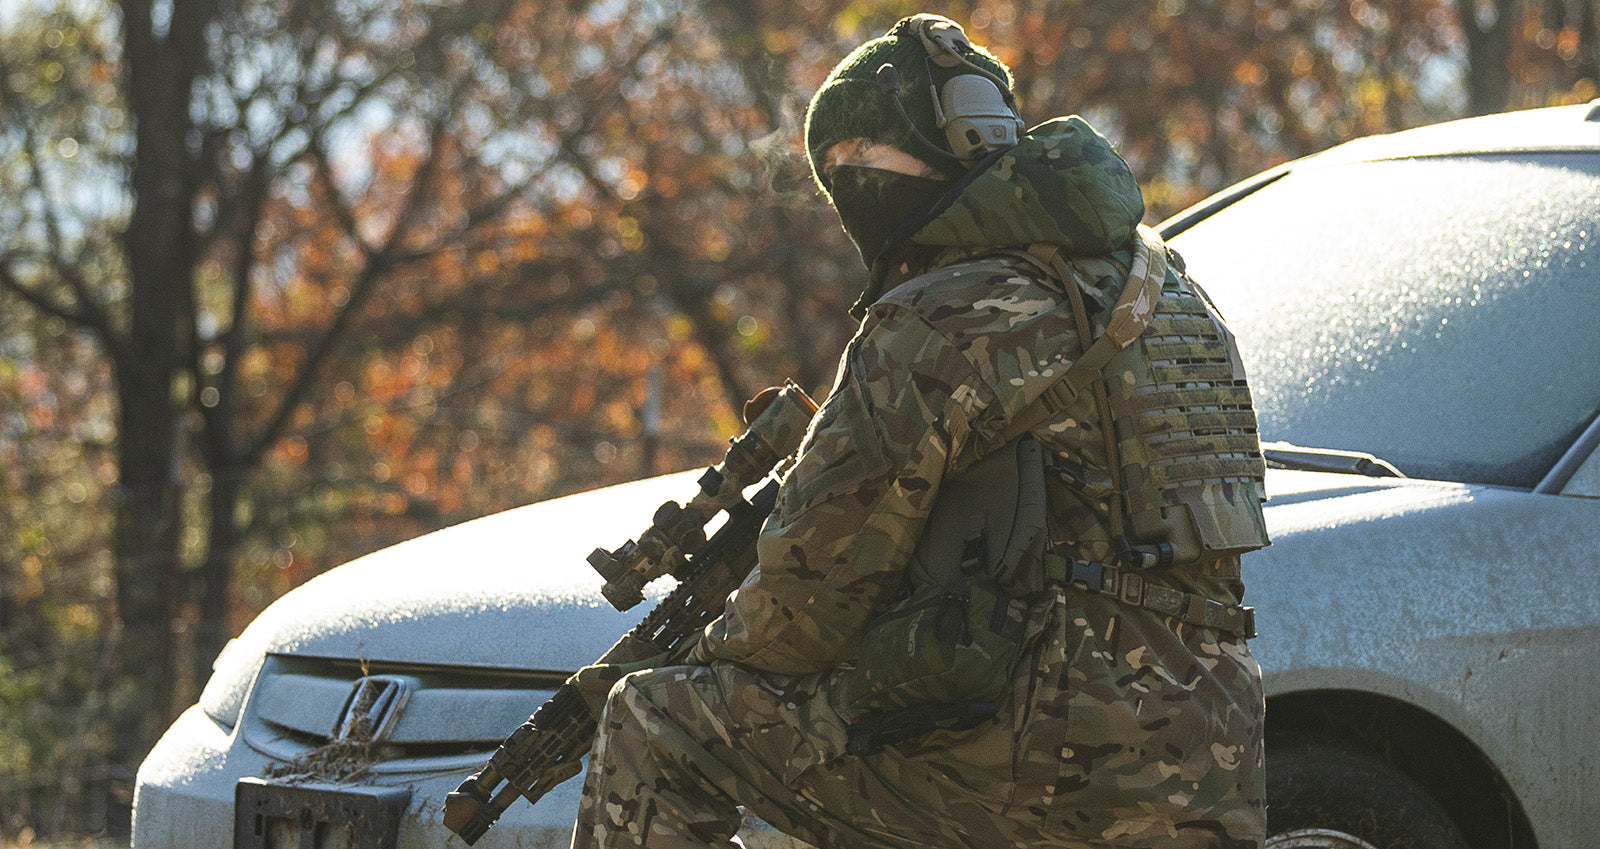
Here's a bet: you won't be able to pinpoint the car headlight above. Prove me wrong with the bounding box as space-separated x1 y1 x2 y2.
198 638 262 729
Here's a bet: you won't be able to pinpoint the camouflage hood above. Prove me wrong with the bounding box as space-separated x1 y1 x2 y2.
858 116 1145 315
913 116 1144 253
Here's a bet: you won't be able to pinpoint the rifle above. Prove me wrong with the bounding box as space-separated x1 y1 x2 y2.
441 382 818 845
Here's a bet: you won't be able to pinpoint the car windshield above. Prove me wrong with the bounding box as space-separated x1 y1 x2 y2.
1168 152 1600 488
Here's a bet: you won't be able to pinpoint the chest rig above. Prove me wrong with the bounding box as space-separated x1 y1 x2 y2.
1001 226 1270 570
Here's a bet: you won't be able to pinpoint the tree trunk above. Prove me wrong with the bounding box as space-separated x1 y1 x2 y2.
1575 0 1599 91
1459 0 1516 115
193 466 243 687
108 0 217 772
108 375 183 763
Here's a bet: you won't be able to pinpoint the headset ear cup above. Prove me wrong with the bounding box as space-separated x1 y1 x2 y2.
905 16 1022 156
938 75 1022 156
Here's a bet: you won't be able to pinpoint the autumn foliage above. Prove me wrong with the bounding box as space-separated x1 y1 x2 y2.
1 0 1596 841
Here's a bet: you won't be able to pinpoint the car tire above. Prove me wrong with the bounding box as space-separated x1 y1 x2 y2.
1265 741 1468 849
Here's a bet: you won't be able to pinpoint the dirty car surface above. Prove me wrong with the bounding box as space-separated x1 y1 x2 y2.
1161 101 1600 848
134 103 1600 849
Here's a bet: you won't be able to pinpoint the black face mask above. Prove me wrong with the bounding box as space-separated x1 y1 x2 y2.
828 165 952 268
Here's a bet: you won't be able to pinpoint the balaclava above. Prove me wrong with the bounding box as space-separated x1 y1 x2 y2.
804 15 1016 269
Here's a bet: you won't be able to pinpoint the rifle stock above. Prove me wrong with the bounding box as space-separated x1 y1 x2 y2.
443 384 815 844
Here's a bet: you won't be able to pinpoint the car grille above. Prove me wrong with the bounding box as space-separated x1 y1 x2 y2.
241 654 569 773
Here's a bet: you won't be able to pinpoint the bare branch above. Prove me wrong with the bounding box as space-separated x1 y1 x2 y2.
0 39 122 348
0 256 94 328
17 128 121 346
241 63 473 464
240 10 680 464
195 153 272 465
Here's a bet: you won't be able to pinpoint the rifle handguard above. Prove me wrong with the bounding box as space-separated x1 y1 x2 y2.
588 381 817 610
441 382 816 844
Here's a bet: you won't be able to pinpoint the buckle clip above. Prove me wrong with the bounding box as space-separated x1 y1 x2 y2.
1069 560 1105 592
1119 572 1144 605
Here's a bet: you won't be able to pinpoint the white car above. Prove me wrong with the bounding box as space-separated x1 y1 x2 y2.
136 102 1600 849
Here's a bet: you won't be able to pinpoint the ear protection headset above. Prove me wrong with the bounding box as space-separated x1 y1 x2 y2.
876 15 1024 162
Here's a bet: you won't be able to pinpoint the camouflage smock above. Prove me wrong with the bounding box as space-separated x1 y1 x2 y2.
577 117 1266 849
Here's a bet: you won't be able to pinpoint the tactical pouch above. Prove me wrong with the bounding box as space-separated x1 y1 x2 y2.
840 436 1045 717
841 570 1029 715
1008 229 1270 569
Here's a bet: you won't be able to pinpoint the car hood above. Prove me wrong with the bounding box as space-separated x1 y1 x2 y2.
225 469 705 673
223 466 1495 675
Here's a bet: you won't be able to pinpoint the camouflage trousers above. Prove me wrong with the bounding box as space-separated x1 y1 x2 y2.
571 587 1266 849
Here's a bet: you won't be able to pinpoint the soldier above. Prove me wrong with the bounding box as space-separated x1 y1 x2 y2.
572 14 1270 849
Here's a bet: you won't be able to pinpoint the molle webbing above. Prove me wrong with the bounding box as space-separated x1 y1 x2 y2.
1014 227 1269 558
1104 273 1268 544
993 228 1167 451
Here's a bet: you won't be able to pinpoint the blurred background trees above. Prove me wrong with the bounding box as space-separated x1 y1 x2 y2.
0 0 1593 841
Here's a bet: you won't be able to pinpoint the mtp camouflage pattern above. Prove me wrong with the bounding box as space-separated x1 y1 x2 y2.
854 116 1146 316
573 116 1267 848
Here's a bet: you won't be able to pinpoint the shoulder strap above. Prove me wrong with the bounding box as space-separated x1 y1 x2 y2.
993 225 1168 447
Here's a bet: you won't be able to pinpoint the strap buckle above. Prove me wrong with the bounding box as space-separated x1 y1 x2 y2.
1239 606 1258 641
1119 572 1144 606
1068 560 1105 592
1064 557 1257 640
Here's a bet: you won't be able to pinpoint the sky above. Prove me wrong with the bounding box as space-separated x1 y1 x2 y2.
1 0 43 27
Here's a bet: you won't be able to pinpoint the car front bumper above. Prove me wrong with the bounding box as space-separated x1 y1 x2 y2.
133 705 581 849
